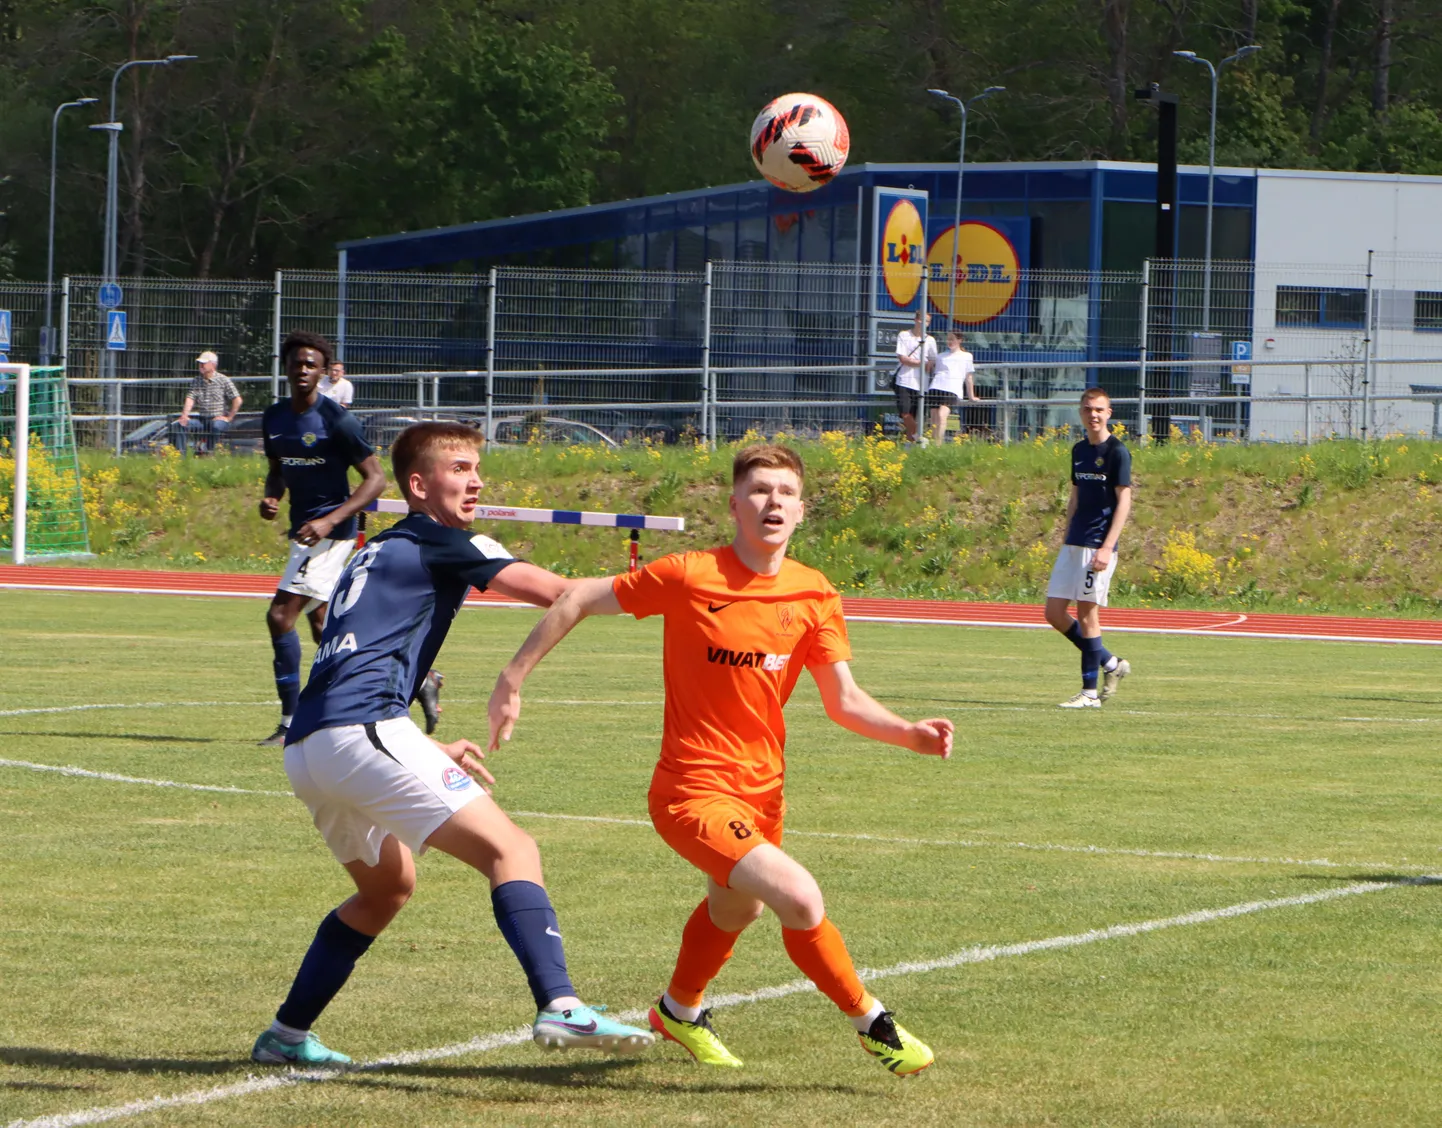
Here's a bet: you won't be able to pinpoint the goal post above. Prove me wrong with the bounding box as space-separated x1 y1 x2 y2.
1 363 91 564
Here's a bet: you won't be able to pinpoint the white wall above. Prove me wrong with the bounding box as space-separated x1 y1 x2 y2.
1248 170 1442 440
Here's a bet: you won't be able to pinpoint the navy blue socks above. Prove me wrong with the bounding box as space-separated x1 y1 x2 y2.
1081 635 1104 691
272 629 301 718
491 880 576 1011
275 909 375 1031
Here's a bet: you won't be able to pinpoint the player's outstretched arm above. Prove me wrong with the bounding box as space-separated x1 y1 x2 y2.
487 562 571 609
487 576 624 750
259 455 286 521
811 660 954 760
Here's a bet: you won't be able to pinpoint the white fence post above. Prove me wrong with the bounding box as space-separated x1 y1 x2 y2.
59 276 70 371
271 270 282 402
701 261 714 447
12 363 29 564
485 267 497 442
1138 258 1151 442
1362 248 1374 441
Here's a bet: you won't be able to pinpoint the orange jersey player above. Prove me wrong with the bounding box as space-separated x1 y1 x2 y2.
487 443 954 1076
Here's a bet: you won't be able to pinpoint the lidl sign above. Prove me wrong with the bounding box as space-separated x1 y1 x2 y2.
926 221 1021 324
871 187 929 314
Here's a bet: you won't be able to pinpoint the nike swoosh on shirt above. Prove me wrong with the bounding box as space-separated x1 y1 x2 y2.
707 602 736 613
269 434 283 440
545 926 562 938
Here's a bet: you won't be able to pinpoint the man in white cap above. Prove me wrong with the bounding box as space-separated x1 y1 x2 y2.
177 350 242 455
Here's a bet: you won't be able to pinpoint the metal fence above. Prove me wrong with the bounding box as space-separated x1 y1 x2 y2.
2 254 1441 450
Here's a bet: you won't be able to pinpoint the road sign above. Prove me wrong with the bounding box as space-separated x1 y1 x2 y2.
1230 339 1252 384
106 310 128 351
0 309 11 351
98 283 123 309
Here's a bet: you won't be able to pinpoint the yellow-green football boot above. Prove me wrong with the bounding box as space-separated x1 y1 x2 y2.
857 1011 934 1076
648 997 743 1067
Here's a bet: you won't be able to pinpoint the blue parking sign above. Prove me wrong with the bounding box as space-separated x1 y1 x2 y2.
106 310 128 351
0 309 11 351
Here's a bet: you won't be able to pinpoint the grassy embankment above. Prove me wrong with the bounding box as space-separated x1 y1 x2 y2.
35 430 1442 615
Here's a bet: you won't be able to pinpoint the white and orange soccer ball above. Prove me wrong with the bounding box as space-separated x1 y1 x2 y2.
749 93 850 193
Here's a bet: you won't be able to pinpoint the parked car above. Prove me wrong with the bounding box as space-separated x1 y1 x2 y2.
120 414 266 455
361 411 618 450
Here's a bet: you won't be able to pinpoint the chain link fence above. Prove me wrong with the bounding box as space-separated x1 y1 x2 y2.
2 254 1441 451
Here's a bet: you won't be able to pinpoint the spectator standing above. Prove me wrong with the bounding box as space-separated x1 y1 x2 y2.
893 311 937 442
176 350 242 455
318 361 354 408
928 331 980 443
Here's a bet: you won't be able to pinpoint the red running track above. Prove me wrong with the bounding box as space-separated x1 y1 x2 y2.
2 563 1440 646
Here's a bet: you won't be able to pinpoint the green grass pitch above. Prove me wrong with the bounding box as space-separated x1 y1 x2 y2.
3 590 1442 1126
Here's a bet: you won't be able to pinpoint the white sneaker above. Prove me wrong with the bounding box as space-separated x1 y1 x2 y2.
1059 691 1101 709
1100 658 1131 701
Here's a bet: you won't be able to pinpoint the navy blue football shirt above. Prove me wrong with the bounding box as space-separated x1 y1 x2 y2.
1065 433 1132 548
286 513 516 742
261 396 373 540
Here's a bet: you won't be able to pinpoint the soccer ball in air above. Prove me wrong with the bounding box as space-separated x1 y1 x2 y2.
749 93 850 193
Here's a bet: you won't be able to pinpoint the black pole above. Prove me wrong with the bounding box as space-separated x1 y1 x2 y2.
1135 83 1180 441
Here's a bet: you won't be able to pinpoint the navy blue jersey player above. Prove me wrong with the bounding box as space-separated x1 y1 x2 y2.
257 332 386 746
250 421 652 1068
1044 388 1134 707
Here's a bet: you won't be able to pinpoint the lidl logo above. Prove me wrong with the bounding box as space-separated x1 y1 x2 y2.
926 222 1021 324
881 199 925 308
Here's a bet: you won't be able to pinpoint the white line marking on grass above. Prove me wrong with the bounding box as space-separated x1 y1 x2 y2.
8 879 1423 1128
4 759 1438 874
0 759 290 798
0 701 270 718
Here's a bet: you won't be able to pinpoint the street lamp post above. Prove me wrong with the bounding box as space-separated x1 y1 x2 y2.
44 97 98 365
927 86 1005 332
1172 46 1260 329
89 53 196 451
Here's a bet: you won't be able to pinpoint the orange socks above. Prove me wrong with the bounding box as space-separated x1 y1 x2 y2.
667 900 743 1008
781 917 873 1017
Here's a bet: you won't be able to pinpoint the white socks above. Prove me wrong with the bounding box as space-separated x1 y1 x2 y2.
662 991 703 1023
268 1020 308 1045
850 999 885 1033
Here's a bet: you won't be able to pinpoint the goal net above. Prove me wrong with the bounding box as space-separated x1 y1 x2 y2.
1 364 91 562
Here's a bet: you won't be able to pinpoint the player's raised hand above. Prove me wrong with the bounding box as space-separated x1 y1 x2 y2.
487 677 521 752
259 497 280 520
908 718 954 760
437 737 495 788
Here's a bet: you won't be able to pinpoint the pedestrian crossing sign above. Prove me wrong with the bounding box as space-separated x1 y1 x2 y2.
106 310 127 351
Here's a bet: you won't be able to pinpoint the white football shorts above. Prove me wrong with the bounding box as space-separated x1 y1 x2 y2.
284 716 483 866
1046 544 1118 606
277 536 356 608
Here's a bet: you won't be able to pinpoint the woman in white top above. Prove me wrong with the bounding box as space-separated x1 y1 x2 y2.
928 331 979 442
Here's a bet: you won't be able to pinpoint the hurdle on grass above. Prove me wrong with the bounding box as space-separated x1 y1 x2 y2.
360 498 685 571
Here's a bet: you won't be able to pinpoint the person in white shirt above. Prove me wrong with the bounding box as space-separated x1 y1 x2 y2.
928 331 980 443
318 362 355 408
893 311 938 442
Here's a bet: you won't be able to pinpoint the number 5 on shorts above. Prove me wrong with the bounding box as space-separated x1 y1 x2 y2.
1084 569 1095 593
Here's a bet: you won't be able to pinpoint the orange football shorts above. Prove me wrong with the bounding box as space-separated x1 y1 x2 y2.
648 786 785 888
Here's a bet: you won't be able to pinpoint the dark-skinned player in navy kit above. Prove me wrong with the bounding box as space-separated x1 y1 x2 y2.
258 331 386 746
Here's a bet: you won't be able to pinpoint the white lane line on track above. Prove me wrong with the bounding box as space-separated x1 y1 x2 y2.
6 877 1422 1128
1 758 1435 874
0 701 270 718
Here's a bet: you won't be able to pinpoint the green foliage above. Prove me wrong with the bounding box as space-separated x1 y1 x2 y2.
5 0 1442 274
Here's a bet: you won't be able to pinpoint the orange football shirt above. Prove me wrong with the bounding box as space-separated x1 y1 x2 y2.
611 546 851 801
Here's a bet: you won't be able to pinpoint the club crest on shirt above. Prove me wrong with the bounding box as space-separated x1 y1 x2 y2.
776 603 797 634
1094 456 1104 467
442 766 471 791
